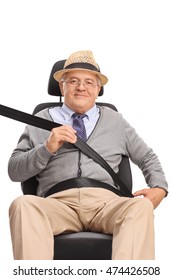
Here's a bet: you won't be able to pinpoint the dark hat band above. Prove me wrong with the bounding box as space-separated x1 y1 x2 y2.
64 62 100 73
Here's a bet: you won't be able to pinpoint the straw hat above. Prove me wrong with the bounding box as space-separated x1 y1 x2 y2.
53 50 108 86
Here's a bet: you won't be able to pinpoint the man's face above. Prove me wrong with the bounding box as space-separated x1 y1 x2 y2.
59 70 101 113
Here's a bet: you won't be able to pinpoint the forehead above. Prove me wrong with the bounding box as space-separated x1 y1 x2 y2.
64 70 98 80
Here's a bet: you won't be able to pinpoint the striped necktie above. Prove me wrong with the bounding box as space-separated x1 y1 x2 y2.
72 113 87 141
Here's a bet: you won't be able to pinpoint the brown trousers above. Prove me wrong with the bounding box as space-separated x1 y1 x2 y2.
9 187 155 260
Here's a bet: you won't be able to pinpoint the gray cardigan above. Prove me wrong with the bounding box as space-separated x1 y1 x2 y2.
8 106 168 197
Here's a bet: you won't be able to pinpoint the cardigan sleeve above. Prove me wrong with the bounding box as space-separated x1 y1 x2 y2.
8 125 53 182
121 116 168 192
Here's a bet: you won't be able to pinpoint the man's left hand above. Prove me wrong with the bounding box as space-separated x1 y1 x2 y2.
133 187 167 209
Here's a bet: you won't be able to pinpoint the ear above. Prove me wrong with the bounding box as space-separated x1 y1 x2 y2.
96 85 101 97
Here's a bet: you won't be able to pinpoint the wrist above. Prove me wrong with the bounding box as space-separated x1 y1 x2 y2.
154 186 168 197
45 141 57 155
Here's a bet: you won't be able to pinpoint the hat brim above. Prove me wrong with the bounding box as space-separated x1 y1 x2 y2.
53 68 108 86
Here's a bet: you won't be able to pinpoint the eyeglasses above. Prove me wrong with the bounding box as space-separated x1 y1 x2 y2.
62 78 99 89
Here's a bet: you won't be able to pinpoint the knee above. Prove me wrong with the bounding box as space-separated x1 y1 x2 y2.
137 197 153 209
9 195 36 215
132 197 154 216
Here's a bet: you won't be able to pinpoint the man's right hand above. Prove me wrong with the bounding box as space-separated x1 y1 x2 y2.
45 125 77 153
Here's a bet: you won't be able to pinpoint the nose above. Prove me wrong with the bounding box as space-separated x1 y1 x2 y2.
77 81 86 90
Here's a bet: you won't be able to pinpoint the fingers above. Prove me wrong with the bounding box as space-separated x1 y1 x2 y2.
53 125 77 143
133 189 148 197
45 125 77 153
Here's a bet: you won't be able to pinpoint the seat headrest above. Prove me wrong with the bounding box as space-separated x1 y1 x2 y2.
48 60 104 96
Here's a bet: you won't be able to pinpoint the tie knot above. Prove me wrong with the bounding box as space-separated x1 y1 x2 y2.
72 113 87 120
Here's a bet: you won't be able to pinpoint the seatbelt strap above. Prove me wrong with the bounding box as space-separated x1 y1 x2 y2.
0 104 133 197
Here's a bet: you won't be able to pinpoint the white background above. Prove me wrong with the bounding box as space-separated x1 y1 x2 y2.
0 0 172 277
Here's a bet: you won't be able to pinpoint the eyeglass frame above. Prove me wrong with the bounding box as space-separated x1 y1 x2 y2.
60 77 101 89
